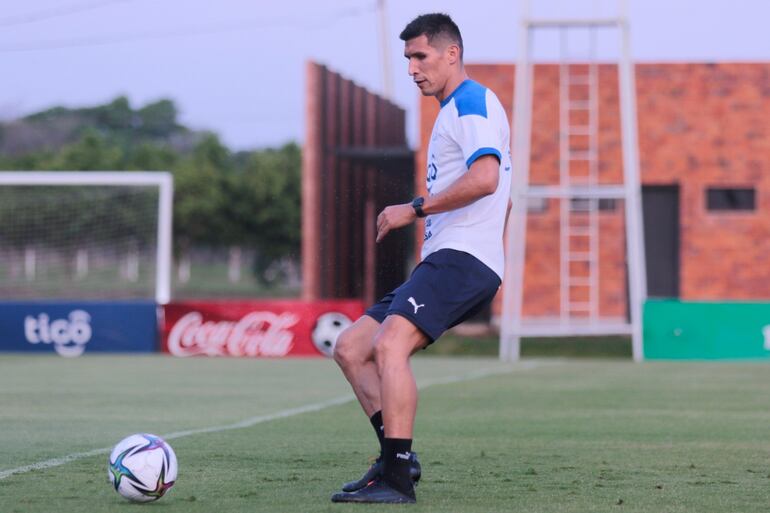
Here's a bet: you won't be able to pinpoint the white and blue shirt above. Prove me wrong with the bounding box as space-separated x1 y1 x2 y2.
422 79 512 280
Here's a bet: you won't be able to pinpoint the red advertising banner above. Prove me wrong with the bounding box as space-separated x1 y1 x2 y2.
162 300 365 358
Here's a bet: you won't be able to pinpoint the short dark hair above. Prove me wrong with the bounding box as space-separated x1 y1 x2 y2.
399 13 463 60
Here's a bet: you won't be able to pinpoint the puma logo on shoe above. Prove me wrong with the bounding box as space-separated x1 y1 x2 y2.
396 452 411 461
407 297 425 314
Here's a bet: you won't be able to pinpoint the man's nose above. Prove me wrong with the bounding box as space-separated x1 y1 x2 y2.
408 60 418 76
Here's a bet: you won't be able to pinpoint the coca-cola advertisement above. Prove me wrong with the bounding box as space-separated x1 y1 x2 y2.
161 300 364 358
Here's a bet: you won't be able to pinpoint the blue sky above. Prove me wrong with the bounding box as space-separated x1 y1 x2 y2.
1 0 767 150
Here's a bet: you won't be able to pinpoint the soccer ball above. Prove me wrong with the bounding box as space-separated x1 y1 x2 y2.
311 312 352 357
108 433 177 502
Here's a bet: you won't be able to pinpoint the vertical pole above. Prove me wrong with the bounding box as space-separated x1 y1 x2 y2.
24 247 36 281
364 194 377 306
156 173 173 304
363 92 379 306
323 72 341 298
302 62 322 301
377 0 394 100
351 85 365 297
338 79 352 297
588 27 600 322
558 27 569 324
618 12 647 362
501 2 533 362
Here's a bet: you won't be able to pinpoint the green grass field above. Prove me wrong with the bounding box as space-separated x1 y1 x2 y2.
1 354 769 512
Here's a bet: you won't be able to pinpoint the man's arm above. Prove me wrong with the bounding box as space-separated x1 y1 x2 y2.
376 154 499 243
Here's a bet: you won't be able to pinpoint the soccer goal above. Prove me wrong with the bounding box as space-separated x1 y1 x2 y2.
0 172 173 304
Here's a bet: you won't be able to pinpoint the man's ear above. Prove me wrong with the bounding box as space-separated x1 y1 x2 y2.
446 44 460 65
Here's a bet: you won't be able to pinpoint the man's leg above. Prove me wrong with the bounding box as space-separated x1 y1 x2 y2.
333 315 423 495
370 315 428 500
333 315 381 417
333 316 388 491
374 315 429 439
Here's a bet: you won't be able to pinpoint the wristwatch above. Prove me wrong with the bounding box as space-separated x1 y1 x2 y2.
411 196 426 218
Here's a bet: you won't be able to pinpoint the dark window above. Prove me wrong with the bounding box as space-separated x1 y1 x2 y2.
706 187 755 211
598 198 617 211
568 198 617 212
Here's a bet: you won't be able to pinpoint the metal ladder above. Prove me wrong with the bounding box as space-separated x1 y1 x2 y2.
500 0 647 362
560 30 600 322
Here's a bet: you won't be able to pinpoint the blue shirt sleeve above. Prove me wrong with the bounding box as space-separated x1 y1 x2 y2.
451 88 503 169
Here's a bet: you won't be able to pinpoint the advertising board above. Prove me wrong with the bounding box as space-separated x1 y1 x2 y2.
162 300 365 358
0 301 158 356
644 300 770 359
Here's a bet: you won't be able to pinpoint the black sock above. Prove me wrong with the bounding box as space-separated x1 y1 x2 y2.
382 437 415 496
369 411 385 457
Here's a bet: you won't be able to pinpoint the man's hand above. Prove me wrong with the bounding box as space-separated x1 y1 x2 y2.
376 203 416 243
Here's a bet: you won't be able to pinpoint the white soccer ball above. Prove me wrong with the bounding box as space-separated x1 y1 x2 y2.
312 312 352 357
107 433 178 502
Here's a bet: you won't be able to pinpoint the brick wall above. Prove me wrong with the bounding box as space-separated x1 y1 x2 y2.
415 62 770 320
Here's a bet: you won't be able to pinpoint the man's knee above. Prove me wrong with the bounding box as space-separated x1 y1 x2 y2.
332 327 356 367
373 330 413 373
373 337 394 373
333 320 376 369
373 316 428 369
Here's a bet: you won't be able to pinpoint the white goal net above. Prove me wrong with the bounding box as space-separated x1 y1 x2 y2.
0 172 172 303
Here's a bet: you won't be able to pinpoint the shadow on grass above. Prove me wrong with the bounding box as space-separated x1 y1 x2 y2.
425 332 632 359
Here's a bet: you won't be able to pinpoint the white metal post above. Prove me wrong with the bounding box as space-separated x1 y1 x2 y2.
618 16 647 361
156 173 174 304
501 4 533 362
377 0 394 100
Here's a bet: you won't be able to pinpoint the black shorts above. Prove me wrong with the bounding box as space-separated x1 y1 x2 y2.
365 249 501 343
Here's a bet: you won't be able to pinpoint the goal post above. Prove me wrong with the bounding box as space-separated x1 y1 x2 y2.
0 171 173 304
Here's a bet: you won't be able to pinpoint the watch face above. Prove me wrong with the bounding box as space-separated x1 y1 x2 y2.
412 197 425 217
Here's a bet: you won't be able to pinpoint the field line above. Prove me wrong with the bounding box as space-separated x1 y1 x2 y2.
0 360 549 481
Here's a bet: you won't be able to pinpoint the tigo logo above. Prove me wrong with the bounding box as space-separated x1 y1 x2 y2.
24 310 93 357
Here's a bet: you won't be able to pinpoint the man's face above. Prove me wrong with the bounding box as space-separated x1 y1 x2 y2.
404 34 452 97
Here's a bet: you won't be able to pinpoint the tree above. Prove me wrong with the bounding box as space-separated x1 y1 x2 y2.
126 142 177 171
138 100 178 138
224 143 301 283
44 130 124 171
172 133 232 248
93 96 133 131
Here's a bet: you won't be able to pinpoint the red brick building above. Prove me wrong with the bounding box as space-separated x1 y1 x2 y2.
415 63 770 322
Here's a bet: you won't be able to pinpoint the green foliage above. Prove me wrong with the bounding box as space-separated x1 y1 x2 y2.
21 95 181 140
225 143 301 283
96 96 133 131
0 97 302 280
126 142 178 171
45 129 124 170
173 133 233 246
137 99 178 137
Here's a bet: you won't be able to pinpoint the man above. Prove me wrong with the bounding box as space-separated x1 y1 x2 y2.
331 12 512 504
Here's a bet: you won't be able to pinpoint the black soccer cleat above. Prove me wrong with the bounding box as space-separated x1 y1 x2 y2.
332 478 416 504
341 458 382 493
341 452 421 493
